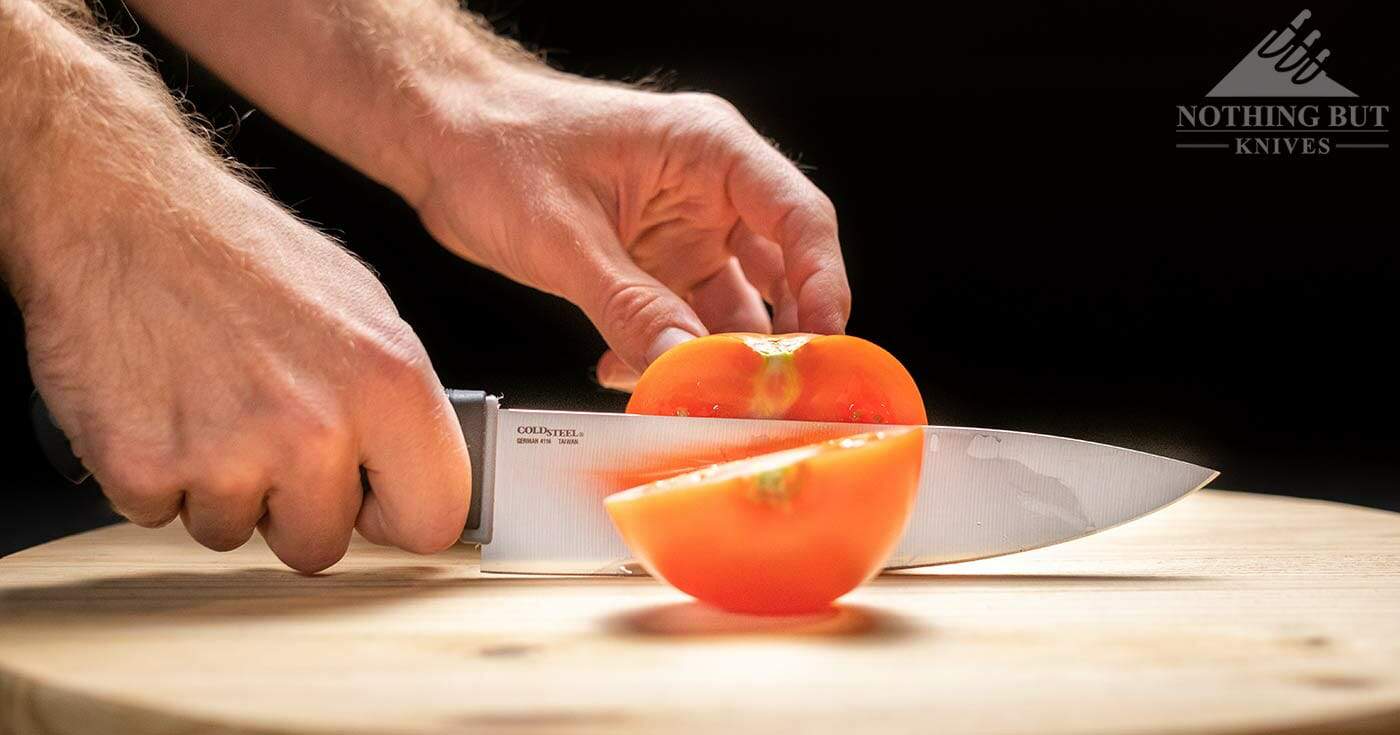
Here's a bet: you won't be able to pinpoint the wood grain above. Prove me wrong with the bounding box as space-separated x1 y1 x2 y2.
2 490 1399 735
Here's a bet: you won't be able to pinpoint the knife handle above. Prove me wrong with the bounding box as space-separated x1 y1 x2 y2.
29 389 499 546
447 389 499 546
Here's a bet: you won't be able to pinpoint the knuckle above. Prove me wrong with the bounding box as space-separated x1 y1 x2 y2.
195 480 257 509
778 196 839 247
91 449 176 506
282 406 352 466
187 447 264 496
683 91 743 120
598 283 671 343
189 524 255 553
273 539 349 575
820 289 853 330
125 508 179 530
811 190 839 223
661 93 750 148
363 329 434 394
835 283 854 317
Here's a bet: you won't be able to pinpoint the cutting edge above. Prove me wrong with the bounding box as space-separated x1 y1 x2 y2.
883 465 1219 570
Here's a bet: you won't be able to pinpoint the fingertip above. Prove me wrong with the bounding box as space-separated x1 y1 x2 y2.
772 293 802 334
595 350 641 392
793 270 852 335
644 326 699 366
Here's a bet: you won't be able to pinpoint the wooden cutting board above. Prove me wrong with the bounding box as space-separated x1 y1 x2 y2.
2 490 1398 735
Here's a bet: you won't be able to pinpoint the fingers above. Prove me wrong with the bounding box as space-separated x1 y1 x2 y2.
583 266 705 372
260 459 363 574
688 258 772 335
82 443 184 529
728 220 801 333
178 439 272 551
181 480 267 552
104 485 183 529
241 404 361 572
596 350 641 392
355 364 473 556
558 217 709 373
724 135 852 334
79 341 470 572
595 258 770 391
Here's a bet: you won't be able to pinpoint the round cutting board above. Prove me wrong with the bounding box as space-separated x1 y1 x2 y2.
2 490 1399 735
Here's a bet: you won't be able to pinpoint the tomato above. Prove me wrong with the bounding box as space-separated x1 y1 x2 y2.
626 333 927 425
604 428 924 614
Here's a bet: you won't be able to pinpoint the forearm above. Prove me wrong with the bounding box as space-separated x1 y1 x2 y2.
124 0 541 204
0 0 222 302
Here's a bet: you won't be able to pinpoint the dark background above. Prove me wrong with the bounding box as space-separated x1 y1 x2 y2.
3 1 1396 556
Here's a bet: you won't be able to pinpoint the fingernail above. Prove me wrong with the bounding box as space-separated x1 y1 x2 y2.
598 369 640 392
645 327 697 365
596 352 641 392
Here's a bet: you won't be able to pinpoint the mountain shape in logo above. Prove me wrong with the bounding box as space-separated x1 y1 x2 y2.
1208 9 1356 98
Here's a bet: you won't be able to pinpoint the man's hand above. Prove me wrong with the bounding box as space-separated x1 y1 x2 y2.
20 177 473 573
1 0 471 572
409 73 852 388
125 0 852 389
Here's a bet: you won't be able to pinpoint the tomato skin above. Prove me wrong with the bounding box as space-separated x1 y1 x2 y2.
627 333 926 425
605 428 924 615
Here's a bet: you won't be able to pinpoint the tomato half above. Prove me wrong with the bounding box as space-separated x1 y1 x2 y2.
626 333 927 425
604 428 924 614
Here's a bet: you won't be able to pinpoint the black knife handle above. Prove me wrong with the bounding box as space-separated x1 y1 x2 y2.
29 388 499 545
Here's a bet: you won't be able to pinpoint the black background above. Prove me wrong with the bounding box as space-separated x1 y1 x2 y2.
3 1 1396 556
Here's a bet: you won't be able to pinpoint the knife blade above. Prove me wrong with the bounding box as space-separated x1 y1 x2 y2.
31 389 1218 575
475 400 1217 574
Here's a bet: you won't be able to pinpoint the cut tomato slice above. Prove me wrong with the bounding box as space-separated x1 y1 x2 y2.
626 333 926 425
604 427 924 615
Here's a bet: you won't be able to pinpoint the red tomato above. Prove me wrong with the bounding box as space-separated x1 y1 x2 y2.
626 333 926 425
605 428 924 614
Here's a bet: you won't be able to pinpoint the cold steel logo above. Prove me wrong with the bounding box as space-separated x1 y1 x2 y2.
1176 10 1390 155
517 425 582 437
516 425 584 445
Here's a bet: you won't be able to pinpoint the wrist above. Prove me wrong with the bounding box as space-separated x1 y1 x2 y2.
1 99 224 312
2 145 223 313
0 1 214 304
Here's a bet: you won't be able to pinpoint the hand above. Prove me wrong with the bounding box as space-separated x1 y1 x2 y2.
407 70 852 388
107 1 851 388
12 157 472 573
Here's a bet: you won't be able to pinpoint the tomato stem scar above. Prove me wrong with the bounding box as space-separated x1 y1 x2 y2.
750 466 797 508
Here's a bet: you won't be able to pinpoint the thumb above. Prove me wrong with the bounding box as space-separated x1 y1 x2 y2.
566 252 707 374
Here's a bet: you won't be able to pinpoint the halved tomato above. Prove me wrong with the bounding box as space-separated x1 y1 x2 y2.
626 333 926 425
604 428 924 615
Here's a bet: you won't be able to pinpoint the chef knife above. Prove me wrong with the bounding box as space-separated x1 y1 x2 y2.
32 389 1218 574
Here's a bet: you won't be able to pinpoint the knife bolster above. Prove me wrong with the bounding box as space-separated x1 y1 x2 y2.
448 390 500 546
